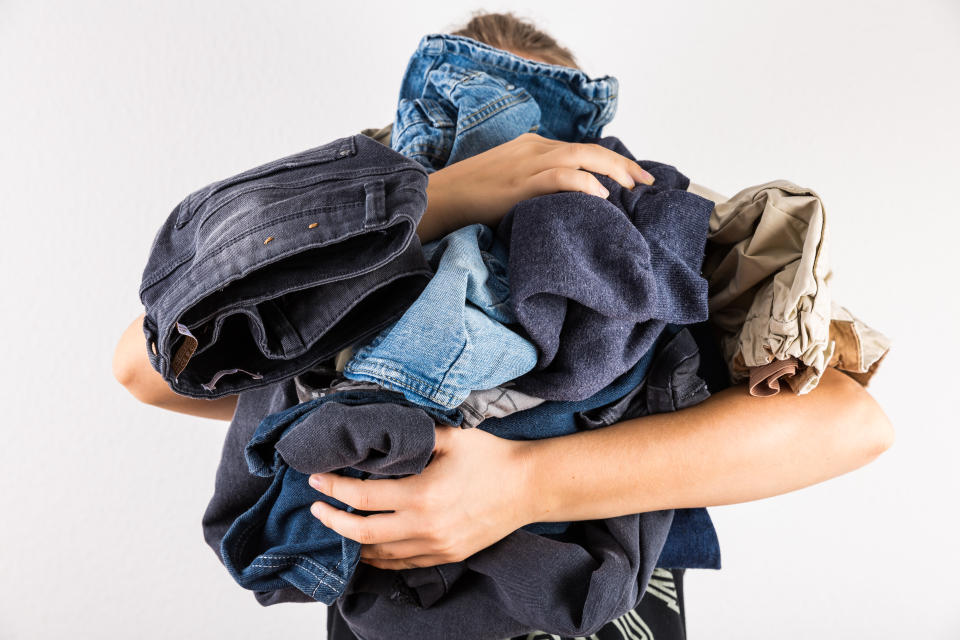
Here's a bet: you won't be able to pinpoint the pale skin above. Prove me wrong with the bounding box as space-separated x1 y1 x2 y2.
114 50 895 572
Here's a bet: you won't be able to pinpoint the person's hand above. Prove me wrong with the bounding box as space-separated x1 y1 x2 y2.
307 425 536 570
416 132 655 242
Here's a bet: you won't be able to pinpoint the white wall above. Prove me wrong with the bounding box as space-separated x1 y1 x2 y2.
1 1 957 638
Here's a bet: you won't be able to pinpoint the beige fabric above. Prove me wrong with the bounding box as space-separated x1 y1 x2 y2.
361 124 393 146
695 180 890 394
334 346 354 373
826 303 890 386
687 182 728 205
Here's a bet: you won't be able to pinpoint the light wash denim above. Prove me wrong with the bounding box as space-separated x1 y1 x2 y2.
393 34 618 171
343 224 537 410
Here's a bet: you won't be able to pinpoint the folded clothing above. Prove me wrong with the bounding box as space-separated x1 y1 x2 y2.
139 134 432 398
700 180 891 394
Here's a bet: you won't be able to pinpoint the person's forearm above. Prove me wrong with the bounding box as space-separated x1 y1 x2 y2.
518 367 894 523
416 168 467 243
113 313 238 421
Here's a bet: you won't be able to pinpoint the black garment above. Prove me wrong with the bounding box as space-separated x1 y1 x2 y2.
325 568 687 640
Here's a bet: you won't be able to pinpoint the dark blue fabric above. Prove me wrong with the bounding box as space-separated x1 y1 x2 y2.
497 136 714 402
218 390 461 602
215 338 665 607
139 134 432 398
203 327 723 639
334 326 712 640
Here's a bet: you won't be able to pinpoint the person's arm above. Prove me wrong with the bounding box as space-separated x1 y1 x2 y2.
112 313 239 420
308 367 893 570
519 366 894 523
113 134 654 417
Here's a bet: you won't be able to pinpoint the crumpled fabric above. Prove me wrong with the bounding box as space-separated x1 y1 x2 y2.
699 180 890 394
497 136 713 401
343 223 537 410
458 384 546 429
392 33 618 172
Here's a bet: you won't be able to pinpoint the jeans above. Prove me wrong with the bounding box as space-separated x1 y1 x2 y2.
139 134 431 398
393 34 618 172
343 224 538 410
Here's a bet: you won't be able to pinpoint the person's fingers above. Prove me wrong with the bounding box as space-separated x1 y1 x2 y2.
527 167 610 199
359 537 436 561
359 554 452 570
310 500 419 545
547 142 655 188
309 472 416 512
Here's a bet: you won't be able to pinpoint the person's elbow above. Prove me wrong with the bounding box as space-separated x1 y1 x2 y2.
112 339 156 405
828 368 895 465
113 315 168 408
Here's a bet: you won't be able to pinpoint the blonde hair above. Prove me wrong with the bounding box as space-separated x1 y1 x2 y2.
451 11 579 69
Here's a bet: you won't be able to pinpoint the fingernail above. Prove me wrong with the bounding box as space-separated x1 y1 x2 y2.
642 170 655 184
310 502 325 520
309 474 325 492
596 187 610 199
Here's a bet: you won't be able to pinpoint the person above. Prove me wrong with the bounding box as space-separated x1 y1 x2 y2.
113 11 894 640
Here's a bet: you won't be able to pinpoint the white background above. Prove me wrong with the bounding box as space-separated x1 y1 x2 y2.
1 1 958 638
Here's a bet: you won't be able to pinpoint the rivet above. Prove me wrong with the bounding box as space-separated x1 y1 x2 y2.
338 150 350 156
505 84 515 90
308 223 318 229
264 237 274 245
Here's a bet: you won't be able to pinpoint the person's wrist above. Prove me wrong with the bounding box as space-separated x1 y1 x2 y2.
419 169 462 242
512 439 561 525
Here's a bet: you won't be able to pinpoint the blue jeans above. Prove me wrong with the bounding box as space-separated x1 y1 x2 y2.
343 223 537 410
393 34 618 171
139 135 431 398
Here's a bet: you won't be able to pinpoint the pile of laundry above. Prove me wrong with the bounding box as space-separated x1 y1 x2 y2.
138 34 889 640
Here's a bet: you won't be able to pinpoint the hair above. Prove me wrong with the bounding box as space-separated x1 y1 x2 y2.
450 11 579 69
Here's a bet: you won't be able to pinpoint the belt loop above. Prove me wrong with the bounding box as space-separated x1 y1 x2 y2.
363 180 386 228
